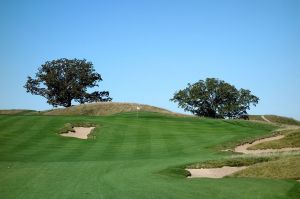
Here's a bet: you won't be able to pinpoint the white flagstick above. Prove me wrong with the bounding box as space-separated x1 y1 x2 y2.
136 106 140 119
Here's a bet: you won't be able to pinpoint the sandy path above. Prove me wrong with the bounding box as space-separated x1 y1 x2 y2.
187 166 248 178
61 127 95 139
261 115 272 123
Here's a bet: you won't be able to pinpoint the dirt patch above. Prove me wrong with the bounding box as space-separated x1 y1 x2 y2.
234 135 300 154
61 127 95 139
187 166 248 178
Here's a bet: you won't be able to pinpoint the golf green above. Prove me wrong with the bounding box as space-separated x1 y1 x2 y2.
0 112 299 198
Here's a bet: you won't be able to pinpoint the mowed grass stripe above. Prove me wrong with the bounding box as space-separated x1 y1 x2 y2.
160 124 186 157
162 120 209 152
162 121 200 156
0 116 23 128
39 139 94 162
58 138 96 161
1 117 56 161
0 116 45 156
133 120 152 159
147 121 170 156
99 123 127 160
0 116 38 139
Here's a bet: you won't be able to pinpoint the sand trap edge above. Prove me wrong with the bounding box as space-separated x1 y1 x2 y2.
187 166 248 179
61 127 95 139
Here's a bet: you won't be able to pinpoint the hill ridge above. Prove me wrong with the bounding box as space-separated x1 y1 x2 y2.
43 102 189 117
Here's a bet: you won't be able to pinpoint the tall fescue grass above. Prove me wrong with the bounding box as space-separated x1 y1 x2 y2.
249 129 300 150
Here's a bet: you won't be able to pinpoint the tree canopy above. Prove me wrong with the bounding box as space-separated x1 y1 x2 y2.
24 58 112 107
170 78 259 119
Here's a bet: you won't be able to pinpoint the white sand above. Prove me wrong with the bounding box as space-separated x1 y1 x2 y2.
61 127 95 139
187 166 248 178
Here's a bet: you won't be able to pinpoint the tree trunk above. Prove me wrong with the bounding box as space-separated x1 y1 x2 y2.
66 100 72 107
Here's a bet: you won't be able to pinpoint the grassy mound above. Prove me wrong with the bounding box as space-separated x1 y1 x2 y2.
43 102 187 116
0 109 36 115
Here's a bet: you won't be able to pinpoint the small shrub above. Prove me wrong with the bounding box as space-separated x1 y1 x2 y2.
58 123 74 134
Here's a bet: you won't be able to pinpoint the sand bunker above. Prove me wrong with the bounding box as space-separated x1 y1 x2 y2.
61 127 95 139
187 166 248 178
188 124 300 179
234 135 300 154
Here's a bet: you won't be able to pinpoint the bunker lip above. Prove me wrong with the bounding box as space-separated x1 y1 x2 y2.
187 166 248 178
61 127 95 139
234 123 300 154
234 135 300 154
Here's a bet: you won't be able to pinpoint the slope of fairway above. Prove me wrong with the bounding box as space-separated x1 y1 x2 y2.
0 112 299 199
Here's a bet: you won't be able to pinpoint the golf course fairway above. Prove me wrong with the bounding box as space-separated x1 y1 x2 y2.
0 112 299 198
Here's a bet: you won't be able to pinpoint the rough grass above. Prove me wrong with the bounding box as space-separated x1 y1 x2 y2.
187 156 278 169
187 154 300 180
248 129 300 150
264 115 300 126
249 115 266 122
233 155 300 179
58 123 74 134
43 102 189 117
249 115 300 126
0 112 299 199
0 109 36 115
159 164 192 178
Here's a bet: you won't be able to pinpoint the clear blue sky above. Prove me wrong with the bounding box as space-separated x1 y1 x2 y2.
0 0 299 119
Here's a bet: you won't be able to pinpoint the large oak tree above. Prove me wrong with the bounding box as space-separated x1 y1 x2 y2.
171 78 259 119
24 58 112 107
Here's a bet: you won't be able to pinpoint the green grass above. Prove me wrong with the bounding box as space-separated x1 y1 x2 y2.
217 120 278 150
249 129 300 150
0 112 299 198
